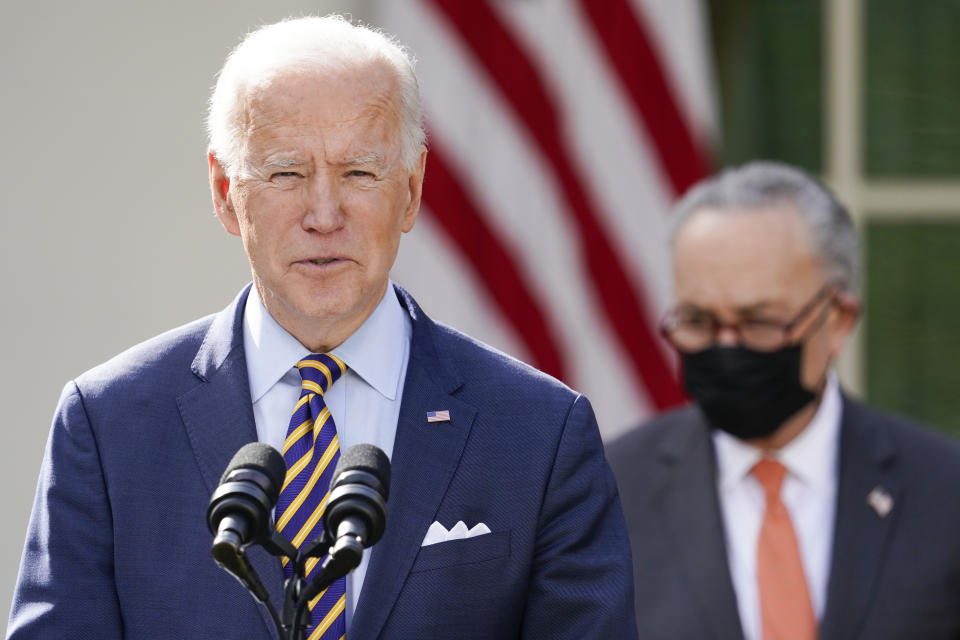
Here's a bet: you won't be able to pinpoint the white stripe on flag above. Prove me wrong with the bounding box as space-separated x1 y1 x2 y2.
379 0 715 439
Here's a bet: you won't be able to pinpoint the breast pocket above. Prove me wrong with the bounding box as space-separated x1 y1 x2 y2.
410 530 511 573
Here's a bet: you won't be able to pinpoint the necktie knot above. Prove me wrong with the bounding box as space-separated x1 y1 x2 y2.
296 353 347 395
752 457 787 499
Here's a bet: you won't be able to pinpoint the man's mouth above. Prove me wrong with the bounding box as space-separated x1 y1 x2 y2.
308 258 338 265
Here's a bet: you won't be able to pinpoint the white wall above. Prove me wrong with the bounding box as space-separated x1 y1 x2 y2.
0 0 370 622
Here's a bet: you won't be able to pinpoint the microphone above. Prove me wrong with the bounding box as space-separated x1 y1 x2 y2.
324 443 391 551
207 443 290 636
299 444 390 604
206 443 286 601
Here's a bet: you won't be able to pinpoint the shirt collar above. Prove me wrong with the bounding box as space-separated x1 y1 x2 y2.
779 371 841 490
243 282 411 403
713 371 842 492
329 283 411 401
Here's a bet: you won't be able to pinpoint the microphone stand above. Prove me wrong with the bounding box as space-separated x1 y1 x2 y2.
279 470 385 638
212 528 296 640
284 532 365 640
217 528 363 640
281 532 365 640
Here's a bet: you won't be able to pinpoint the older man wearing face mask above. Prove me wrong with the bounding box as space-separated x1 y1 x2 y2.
8 16 635 640
608 161 960 640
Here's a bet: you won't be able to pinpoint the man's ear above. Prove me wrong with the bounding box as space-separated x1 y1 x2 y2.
208 152 241 237
401 148 428 233
828 291 862 358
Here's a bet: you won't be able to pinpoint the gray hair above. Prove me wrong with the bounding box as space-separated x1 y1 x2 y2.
671 160 860 292
206 15 426 178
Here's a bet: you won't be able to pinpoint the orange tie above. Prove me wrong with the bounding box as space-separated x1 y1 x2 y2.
753 458 817 640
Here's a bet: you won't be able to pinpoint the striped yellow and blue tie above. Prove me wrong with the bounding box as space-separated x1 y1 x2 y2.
275 353 348 640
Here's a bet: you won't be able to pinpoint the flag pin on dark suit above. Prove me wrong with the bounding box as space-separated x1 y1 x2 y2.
867 485 893 518
427 410 451 423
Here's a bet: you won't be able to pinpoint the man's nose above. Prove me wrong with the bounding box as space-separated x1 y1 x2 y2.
301 173 344 233
715 324 739 347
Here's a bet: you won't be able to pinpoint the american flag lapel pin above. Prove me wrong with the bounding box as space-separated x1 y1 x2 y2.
427 410 451 423
867 485 894 518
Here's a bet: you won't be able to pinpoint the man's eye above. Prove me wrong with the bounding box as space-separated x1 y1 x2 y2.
347 170 374 178
677 311 714 327
272 171 302 180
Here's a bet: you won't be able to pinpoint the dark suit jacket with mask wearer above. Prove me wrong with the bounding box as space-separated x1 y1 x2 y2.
8 284 637 639
607 397 960 640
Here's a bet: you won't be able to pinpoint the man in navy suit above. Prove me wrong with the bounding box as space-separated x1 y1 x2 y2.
8 16 635 639
608 161 960 639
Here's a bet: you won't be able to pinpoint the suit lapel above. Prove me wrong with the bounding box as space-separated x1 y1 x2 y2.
178 287 257 495
658 415 745 640
349 287 477 640
176 285 285 637
820 398 900 640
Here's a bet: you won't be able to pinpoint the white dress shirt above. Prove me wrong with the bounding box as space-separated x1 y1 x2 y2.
242 282 412 630
713 373 842 640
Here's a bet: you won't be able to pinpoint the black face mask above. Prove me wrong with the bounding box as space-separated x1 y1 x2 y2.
681 343 817 441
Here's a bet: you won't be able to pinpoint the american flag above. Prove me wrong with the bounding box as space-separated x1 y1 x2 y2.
381 0 716 440
427 410 451 423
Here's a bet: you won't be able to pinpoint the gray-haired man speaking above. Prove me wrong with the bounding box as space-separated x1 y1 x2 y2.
9 16 635 639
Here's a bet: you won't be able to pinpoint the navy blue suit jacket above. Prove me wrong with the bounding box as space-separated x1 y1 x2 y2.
8 285 636 639
607 399 960 640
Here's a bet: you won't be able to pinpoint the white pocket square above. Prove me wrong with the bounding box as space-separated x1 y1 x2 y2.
421 520 491 547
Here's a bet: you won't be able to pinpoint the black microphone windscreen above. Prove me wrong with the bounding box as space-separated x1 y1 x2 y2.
220 442 286 503
332 444 391 498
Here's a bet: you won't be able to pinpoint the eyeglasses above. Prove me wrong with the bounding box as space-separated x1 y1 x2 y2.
660 284 836 353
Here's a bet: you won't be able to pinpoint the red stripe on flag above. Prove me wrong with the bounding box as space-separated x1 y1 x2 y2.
427 0 684 409
579 0 709 196
422 142 568 381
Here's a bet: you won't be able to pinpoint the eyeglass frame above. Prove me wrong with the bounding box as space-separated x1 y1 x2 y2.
660 283 838 353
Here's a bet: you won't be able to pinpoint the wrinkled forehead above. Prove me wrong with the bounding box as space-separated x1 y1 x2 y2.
672 205 826 310
237 62 404 157
246 60 401 120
